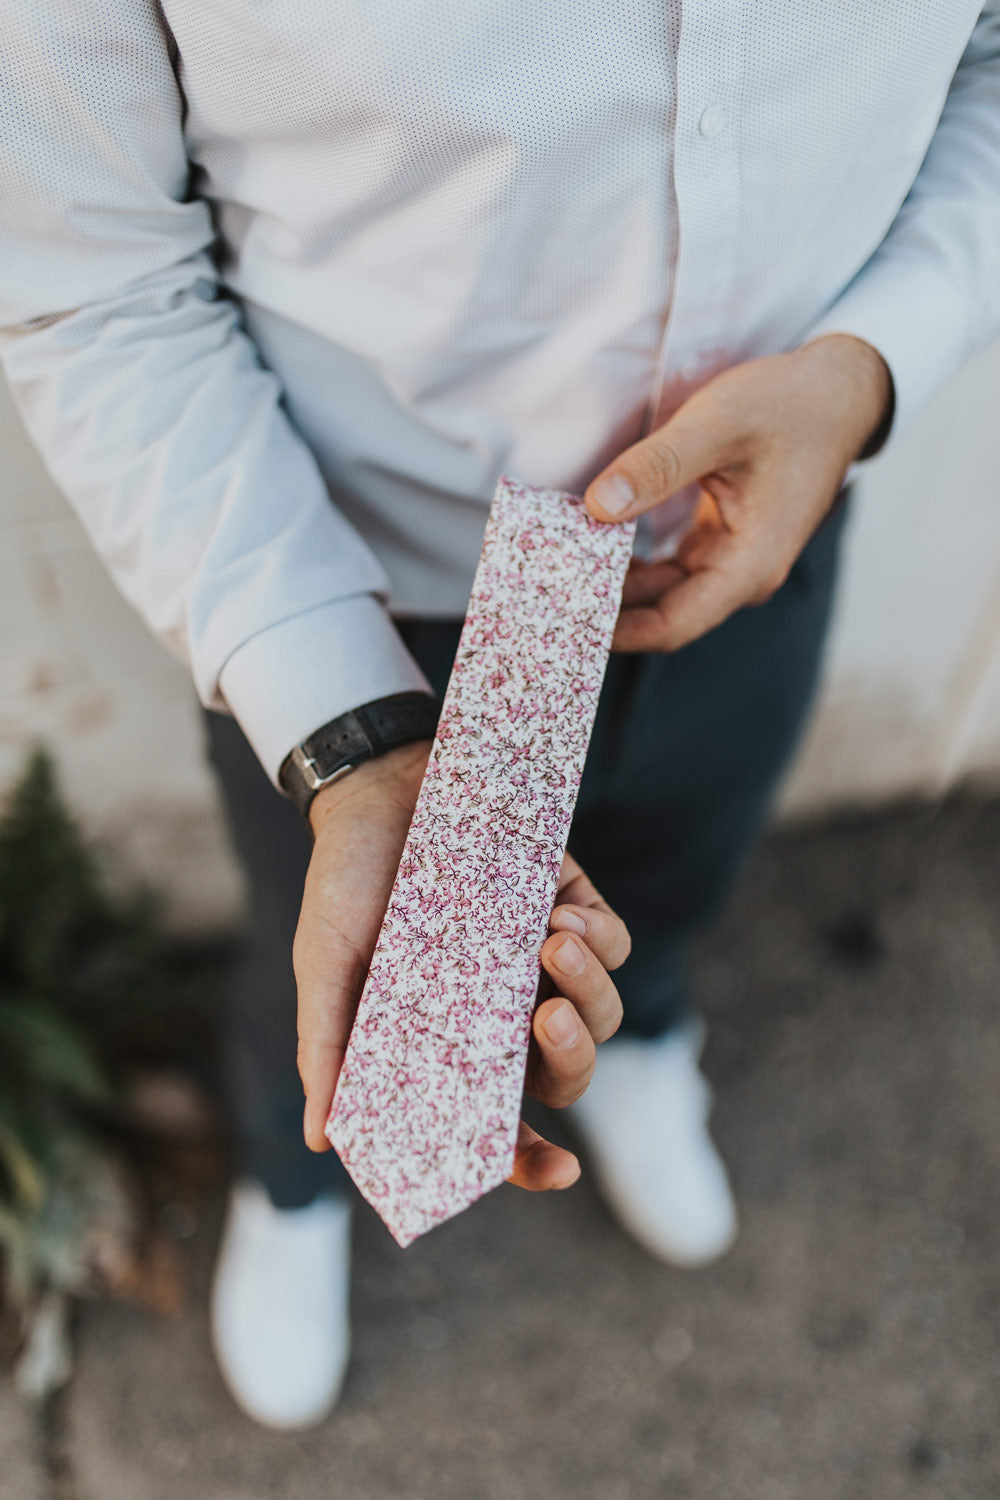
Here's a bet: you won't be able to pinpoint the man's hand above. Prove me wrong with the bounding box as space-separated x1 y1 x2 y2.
294 742 630 1190
583 333 893 652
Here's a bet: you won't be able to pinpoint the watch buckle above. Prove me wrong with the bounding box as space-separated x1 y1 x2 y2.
288 744 357 794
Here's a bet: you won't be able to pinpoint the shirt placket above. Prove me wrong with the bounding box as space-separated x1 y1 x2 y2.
643 1 744 438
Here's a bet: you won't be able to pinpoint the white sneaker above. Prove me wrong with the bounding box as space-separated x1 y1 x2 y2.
210 1180 351 1429
568 1022 737 1267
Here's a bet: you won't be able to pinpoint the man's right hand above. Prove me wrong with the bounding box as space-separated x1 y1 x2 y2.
293 740 630 1191
295 738 433 1156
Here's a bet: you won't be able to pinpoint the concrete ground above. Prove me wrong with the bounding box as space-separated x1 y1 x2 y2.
4 793 1000 1499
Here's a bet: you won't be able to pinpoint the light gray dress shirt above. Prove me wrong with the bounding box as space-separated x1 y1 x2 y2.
2 3 999 783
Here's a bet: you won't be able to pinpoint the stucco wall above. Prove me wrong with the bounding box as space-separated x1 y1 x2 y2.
2 341 999 932
780 336 1000 814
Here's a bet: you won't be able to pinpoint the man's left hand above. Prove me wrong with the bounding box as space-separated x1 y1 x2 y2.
583 333 893 652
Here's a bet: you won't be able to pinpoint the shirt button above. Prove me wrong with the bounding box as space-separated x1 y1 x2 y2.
699 105 727 138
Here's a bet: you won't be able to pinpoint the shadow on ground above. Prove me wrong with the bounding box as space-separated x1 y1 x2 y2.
6 795 1000 1499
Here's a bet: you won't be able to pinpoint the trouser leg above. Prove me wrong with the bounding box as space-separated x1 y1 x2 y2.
569 489 851 1035
201 706 351 1209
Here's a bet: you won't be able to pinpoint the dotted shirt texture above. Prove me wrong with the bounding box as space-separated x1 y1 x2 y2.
1 3 998 778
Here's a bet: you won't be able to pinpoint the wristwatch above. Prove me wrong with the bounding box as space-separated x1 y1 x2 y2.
278 690 441 823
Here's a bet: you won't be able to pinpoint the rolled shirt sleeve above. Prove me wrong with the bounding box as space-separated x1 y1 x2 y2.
799 2 1000 457
0 1 429 786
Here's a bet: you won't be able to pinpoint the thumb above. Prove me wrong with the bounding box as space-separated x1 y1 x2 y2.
584 399 736 523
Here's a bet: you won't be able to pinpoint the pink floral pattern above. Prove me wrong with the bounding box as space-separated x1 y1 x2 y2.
325 475 636 1245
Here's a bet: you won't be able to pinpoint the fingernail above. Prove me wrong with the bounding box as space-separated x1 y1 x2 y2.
550 934 586 976
542 1001 579 1048
589 473 635 518
552 907 587 936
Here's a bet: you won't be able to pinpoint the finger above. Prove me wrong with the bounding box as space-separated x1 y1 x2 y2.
618 487 729 614
613 565 746 653
539 932 623 1044
549 901 631 973
506 1118 581 1192
526 995 598 1108
552 855 631 971
584 399 743 523
620 557 688 610
299 1045 343 1154
556 850 613 912
615 515 789 651
295 918 372 1153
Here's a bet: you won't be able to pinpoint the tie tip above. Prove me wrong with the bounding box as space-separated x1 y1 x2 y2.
329 1136 515 1246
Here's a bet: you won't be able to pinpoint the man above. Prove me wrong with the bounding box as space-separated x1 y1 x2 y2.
2 0 998 1431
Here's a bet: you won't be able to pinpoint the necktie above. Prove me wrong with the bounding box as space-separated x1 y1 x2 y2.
325 475 636 1245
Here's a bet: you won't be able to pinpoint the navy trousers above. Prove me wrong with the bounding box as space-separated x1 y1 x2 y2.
202 491 849 1208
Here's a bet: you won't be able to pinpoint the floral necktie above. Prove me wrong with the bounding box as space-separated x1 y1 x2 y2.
325 475 635 1245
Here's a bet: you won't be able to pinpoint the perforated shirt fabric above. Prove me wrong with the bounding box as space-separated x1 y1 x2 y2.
1 3 999 783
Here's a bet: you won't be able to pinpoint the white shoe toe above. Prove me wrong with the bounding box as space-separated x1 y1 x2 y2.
210 1181 351 1429
569 1025 738 1268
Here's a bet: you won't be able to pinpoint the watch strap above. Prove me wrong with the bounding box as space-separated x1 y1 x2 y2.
278 690 441 821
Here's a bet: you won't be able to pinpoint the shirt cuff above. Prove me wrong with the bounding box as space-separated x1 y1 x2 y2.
799 255 971 460
218 594 434 786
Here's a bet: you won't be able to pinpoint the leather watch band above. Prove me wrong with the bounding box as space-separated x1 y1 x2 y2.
278 690 441 823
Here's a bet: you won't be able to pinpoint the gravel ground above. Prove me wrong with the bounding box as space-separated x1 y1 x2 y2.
5 794 1000 1499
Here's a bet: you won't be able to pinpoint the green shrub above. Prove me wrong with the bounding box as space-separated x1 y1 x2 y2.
0 747 219 1322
